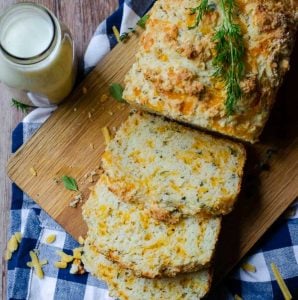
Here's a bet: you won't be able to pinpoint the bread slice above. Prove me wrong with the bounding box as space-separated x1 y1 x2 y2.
82 239 212 300
123 0 298 143
82 179 221 278
102 112 246 222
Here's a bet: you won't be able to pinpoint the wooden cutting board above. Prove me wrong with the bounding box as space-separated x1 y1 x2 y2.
7 27 298 282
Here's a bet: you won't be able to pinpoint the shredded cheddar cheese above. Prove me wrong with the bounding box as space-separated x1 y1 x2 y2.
57 250 74 263
30 167 37 176
101 127 111 145
55 261 68 269
271 263 292 300
45 234 56 244
112 26 121 43
27 250 47 279
241 262 256 273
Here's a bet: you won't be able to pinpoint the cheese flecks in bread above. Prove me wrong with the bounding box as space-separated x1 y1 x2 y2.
123 0 298 143
82 180 221 278
82 240 212 300
102 112 246 221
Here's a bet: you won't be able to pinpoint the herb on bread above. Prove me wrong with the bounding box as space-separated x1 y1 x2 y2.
189 0 245 115
61 175 79 191
188 0 214 29
213 0 245 115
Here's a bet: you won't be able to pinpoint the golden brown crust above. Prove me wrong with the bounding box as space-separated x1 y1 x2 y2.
102 218 222 279
124 0 298 143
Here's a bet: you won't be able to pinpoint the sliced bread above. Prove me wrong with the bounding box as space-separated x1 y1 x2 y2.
82 179 221 278
102 112 246 222
82 239 212 300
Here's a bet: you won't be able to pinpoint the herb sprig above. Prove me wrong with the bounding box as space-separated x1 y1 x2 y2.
137 14 149 29
213 0 245 115
188 0 213 29
189 0 245 115
11 98 33 114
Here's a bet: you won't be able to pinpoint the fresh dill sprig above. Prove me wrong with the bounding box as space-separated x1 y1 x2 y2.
11 98 33 114
212 0 245 115
188 0 215 29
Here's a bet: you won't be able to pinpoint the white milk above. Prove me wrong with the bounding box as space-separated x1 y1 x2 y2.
0 3 77 104
0 9 54 58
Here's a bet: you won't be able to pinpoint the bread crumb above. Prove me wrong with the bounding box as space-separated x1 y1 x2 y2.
45 234 56 244
88 112 92 119
100 94 108 102
89 143 94 150
108 111 114 116
55 261 68 269
82 87 88 94
69 193 82 208
70 258 85 275
101 127 111 145
78 236 85 245
73 107 77 112
241 262 256 273
53 177 60 184
27 250 47 279
30 167 37 176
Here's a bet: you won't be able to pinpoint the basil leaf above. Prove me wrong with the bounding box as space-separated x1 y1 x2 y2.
137 14 149 29
109 83 125 102
61 175 78 191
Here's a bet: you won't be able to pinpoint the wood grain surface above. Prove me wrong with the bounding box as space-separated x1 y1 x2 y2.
7 14 298 292
0 1 117 299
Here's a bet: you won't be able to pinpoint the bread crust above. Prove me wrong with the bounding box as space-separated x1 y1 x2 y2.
82 240 213 300
123 0 298 143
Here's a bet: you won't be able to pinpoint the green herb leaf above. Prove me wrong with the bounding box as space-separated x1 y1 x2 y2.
212 0 245 115
11 99 32 114
188 0 211 29
137 14 149 29
61 175 78 191
109 83 125 102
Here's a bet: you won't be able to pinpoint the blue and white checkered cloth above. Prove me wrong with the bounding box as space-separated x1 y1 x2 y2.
7 1 298 299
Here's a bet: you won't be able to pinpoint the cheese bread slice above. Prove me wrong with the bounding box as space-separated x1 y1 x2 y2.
123 0 298 143
82 239 212 300
102 112 245 222
82 179 221 278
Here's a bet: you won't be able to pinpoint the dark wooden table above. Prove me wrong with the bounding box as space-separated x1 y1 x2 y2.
0 1 117 298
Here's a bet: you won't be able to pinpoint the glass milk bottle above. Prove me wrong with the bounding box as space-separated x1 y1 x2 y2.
0 3 77 105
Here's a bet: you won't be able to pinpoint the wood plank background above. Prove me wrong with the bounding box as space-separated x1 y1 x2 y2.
0 1 117 298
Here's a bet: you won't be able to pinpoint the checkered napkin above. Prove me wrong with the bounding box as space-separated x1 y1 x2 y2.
7 1 298 299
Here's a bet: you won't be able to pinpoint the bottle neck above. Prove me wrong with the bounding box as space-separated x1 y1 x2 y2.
0 3 59 65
